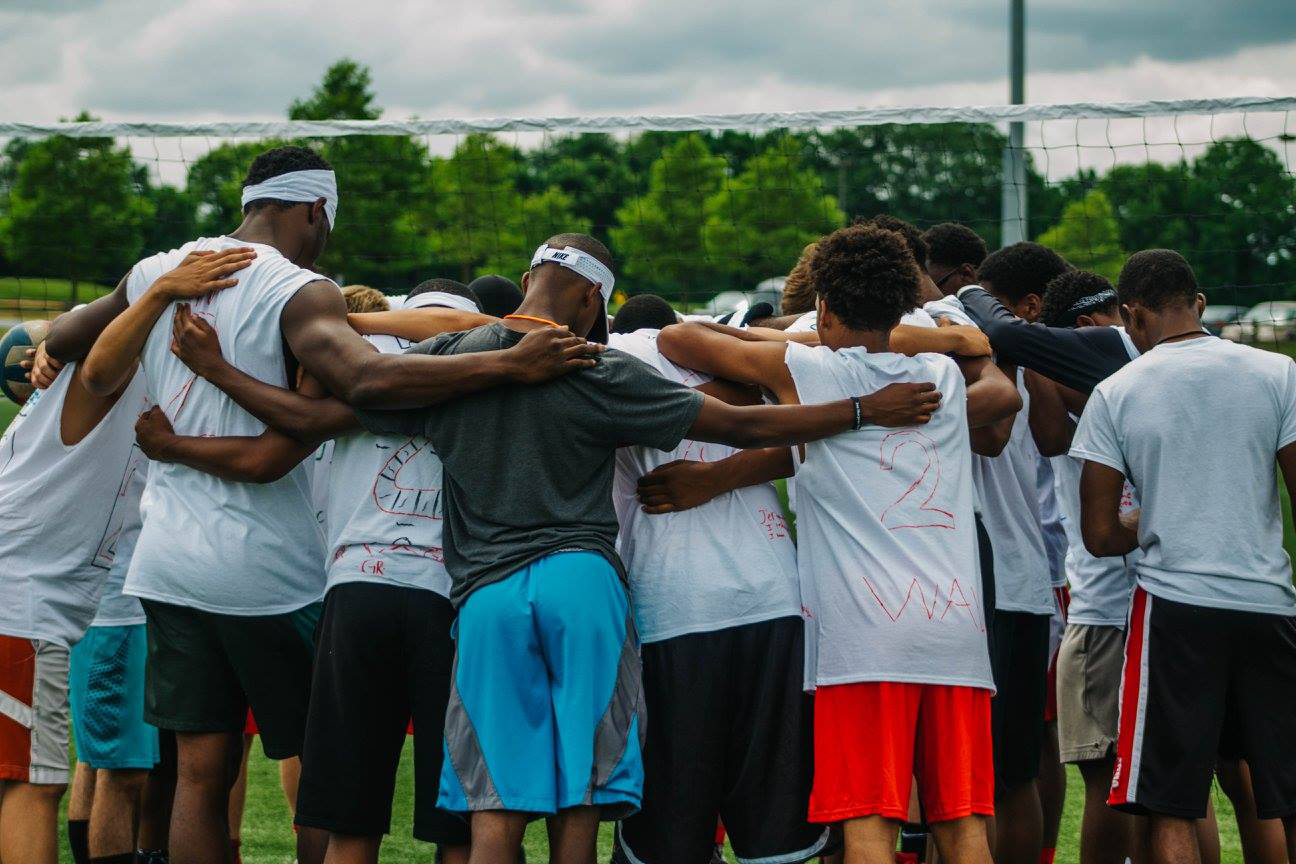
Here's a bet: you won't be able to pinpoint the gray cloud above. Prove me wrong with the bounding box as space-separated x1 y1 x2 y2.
0 0 1292 122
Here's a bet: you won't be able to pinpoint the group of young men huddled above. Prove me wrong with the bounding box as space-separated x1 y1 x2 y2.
0 143 1294 864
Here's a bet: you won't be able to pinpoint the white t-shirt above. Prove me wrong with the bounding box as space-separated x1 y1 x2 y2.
609 331 802 643
124 237 327 615
972 371 1053 615
307 440 334 532
325 333 452 599
0 365 150 645
787 308 936 334
1071 336 1296 615
91 457 148 628
1036 455 1069 588
924 295 976 327
1051 450 1137 627
786 342 993 691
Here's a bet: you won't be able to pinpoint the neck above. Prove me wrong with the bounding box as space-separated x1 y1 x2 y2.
825 327 890 353
506 291 581 333
228 214 311 268
1145 307 1205 346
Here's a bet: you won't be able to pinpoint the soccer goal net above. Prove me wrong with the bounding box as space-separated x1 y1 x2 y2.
0 96 1293 341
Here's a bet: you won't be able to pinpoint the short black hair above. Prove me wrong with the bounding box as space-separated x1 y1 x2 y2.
977 242 1071 305
1117 249 1199 310
860 215 928 269
241 146 332 216
1041 270 1118 328
810 224 920 332
542 232 615 275
467 275 523 318
408 278 482 312
610 294 677 334
923 222 988 269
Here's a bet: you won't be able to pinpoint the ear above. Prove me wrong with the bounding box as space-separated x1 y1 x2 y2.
1195 293 1207 317
1076 313 1097 328
520 271 531 294
1023 293 1043 321
587 282 602 308
960 263 977 281
1119 304 1134 327
309 197 327 224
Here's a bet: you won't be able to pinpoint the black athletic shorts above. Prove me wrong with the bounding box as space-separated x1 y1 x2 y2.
140 599 319 760
988 609 1051 788
294 582 468 846
614 616 835 864
1109 588 1296 820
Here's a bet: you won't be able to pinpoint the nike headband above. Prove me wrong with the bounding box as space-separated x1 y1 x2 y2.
529 244 615 301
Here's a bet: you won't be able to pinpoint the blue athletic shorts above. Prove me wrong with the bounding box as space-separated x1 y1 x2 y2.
439 550 645 817
69 624 159 771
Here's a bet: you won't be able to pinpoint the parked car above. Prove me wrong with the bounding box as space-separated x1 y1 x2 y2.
703 277 785 317
1201 305 1247 336
1220 301 1296 343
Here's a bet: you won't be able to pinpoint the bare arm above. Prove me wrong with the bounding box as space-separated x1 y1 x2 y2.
135 406 313 484
44 275 130 362
81 249 257 396
635 447 795 514
347 308 496 341
656 321 798 402
171 306 357 445
890 324 991 358
686 382 941 450
1024 369 1074 457
1079 460 1139 557
959 355 1023 429
1278 441 1296 532
281 282 601 409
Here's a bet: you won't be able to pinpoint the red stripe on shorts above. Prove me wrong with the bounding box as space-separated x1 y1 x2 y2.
1109 587 1149 807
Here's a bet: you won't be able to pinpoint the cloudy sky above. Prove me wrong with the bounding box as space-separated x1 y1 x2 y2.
1 0 1293 124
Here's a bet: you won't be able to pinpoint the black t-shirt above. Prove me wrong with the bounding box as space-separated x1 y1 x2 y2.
356 323 705 607
959 287 1134 393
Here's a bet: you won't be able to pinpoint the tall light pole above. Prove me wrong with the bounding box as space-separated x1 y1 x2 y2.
1000 0 1027 246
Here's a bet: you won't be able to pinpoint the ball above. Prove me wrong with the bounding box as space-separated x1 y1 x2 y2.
0 320 51 405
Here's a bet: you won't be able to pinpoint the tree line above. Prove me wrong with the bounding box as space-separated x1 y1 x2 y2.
2 60 1294 308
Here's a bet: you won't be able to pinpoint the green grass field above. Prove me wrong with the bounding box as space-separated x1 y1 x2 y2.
225 742 1247 864
0 277 112 306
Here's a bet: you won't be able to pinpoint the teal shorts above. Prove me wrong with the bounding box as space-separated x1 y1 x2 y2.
439 551 645 817
70 625 159 771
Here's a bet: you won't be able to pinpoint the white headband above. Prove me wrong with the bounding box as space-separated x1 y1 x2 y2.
529 244 615 301
402 291 481 314
241 169 338 229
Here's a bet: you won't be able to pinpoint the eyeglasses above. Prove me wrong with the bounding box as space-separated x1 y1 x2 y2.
932 268 959 290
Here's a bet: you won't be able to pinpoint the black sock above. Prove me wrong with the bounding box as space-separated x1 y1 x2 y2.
68 819 90 864
134 850 168 864
90 855 137 864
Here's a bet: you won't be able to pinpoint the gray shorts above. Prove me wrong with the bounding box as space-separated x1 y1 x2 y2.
1056 623 1125 764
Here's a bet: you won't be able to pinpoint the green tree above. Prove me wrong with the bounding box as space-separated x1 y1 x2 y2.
703 140 845 289
0 113 153 305
186 140 289 237
290 60 433 289
524 134 633 249
610 134 726 300
1036 189 1125 282
428 134 586 282
805 124 1065 249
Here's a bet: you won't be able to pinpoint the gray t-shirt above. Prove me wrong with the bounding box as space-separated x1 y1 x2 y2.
357 323 705 607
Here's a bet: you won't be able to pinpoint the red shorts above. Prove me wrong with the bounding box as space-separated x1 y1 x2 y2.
244 708 258 736
809 681 994 824
1045 586 1070 724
